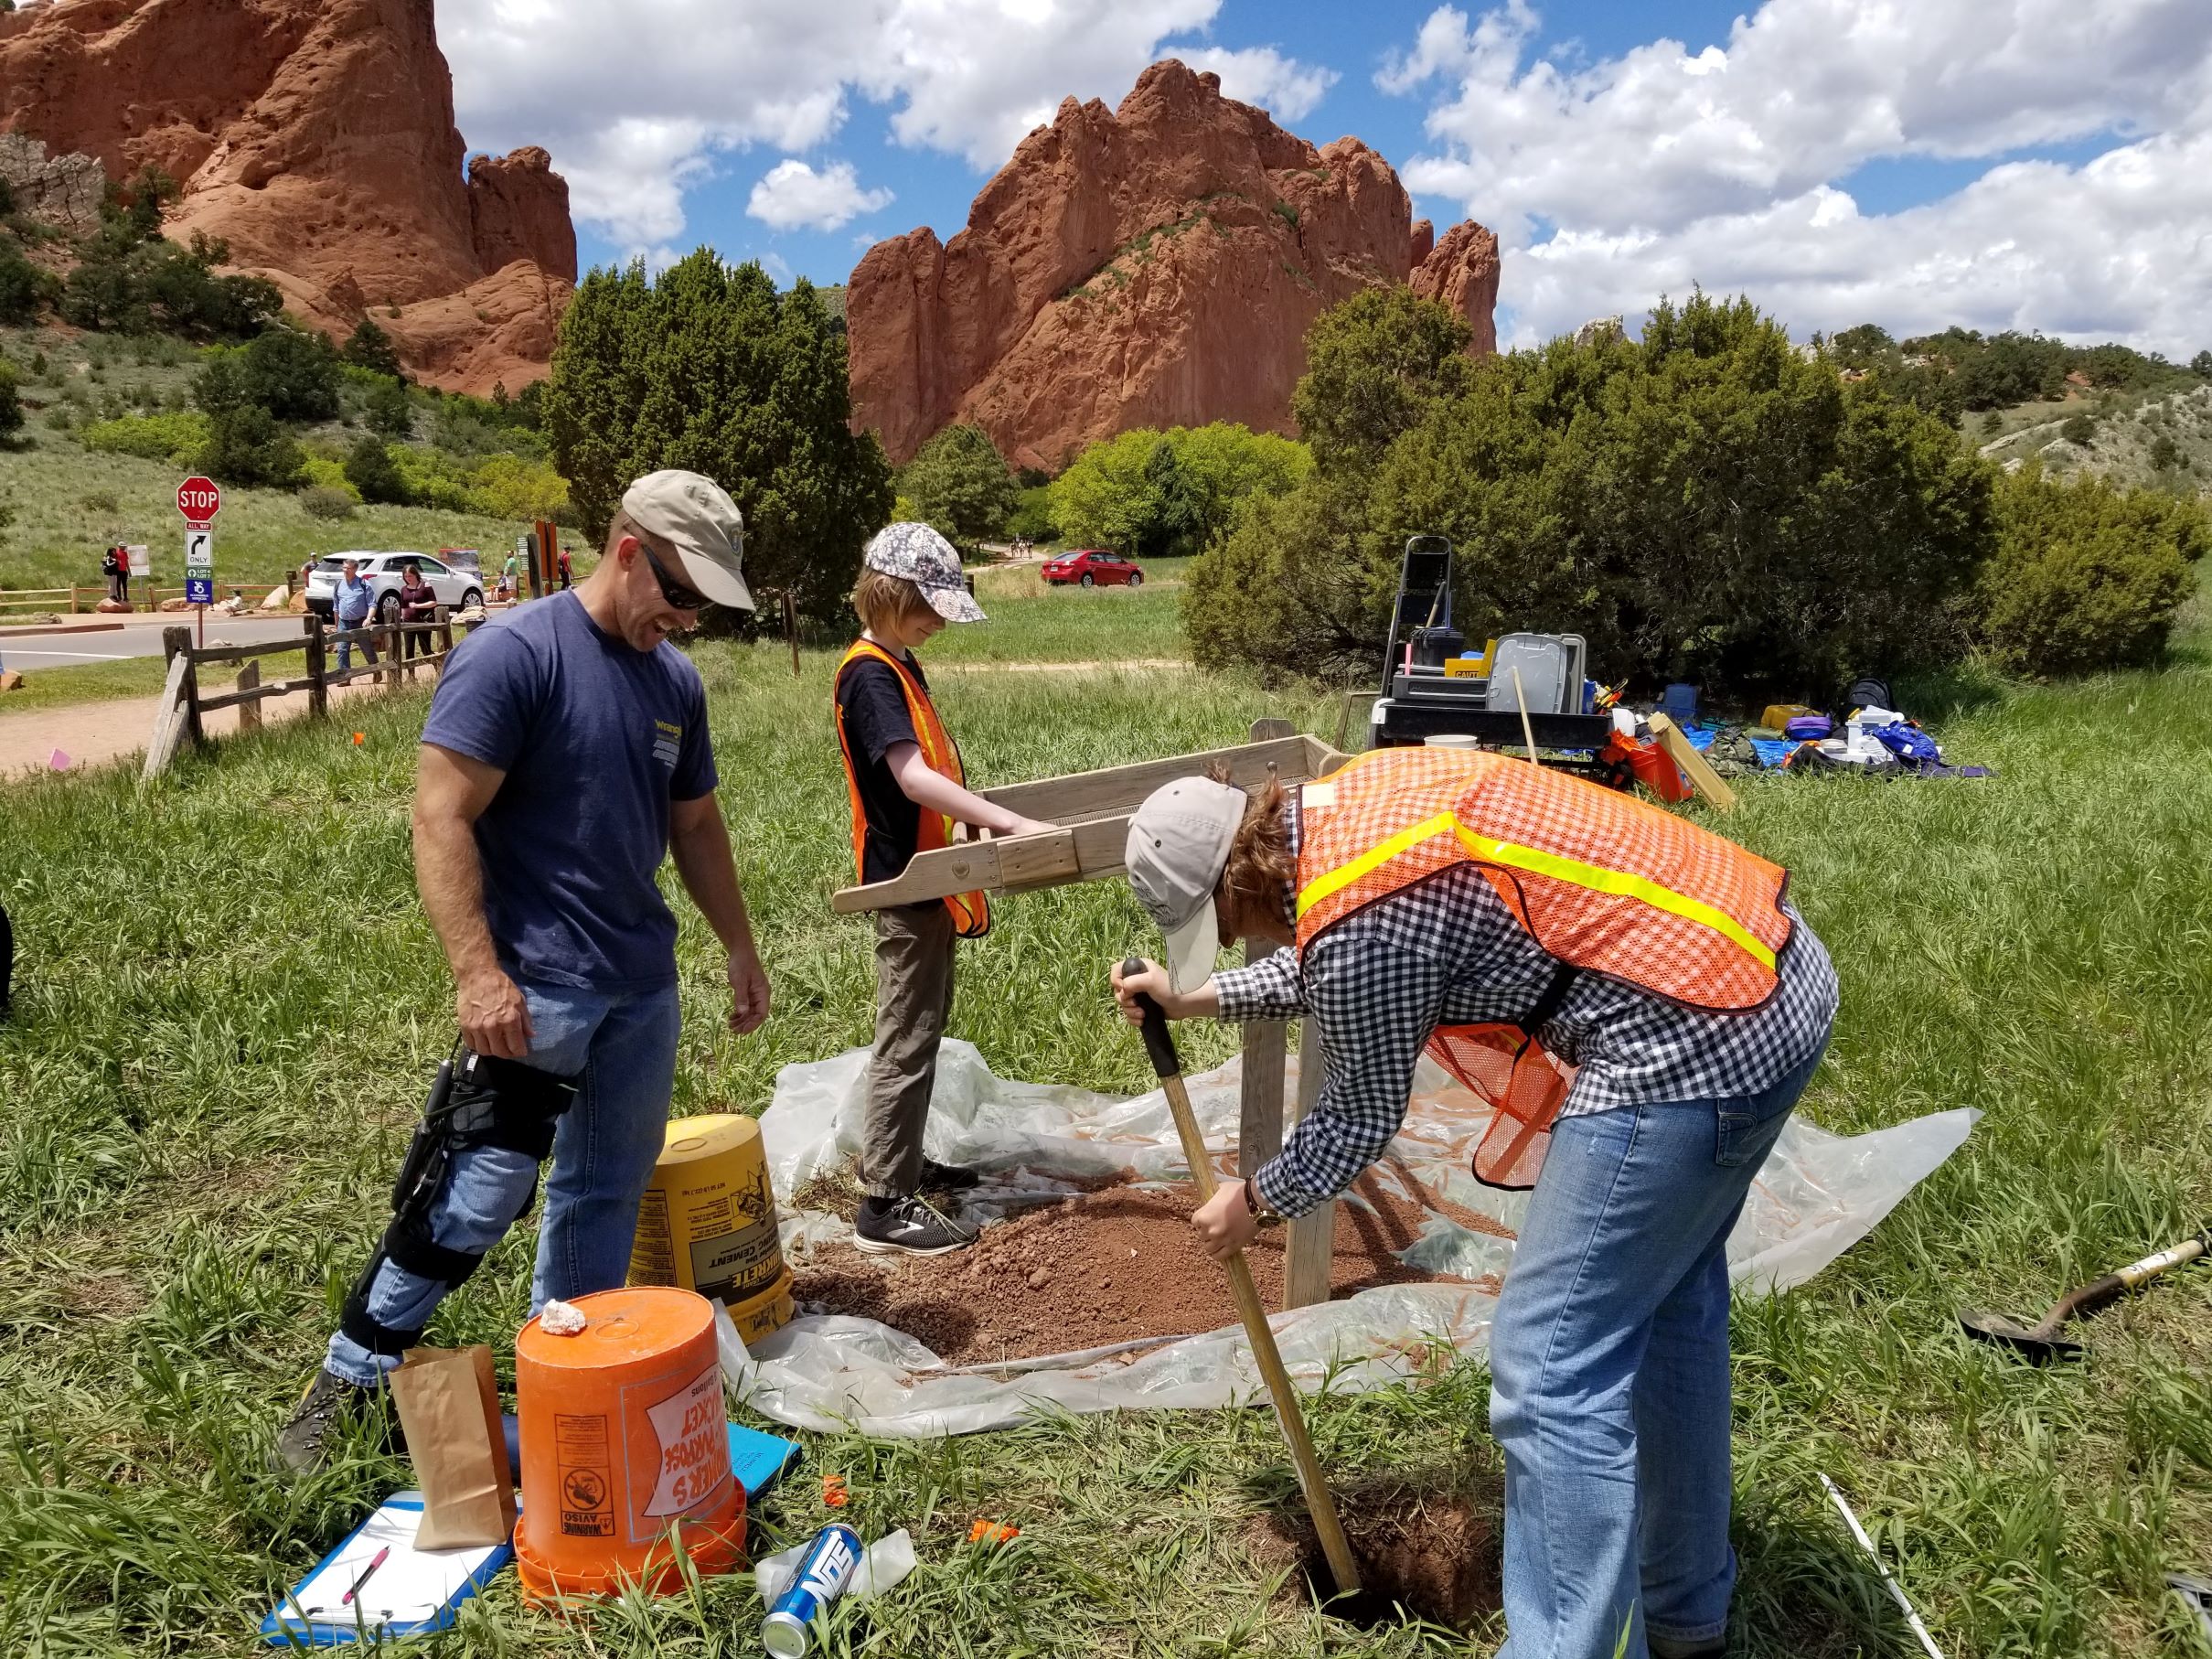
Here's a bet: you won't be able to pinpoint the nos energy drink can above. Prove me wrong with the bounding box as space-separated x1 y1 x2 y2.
762 1524 862 1657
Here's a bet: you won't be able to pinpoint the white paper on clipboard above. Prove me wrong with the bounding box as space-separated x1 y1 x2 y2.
262 1492 510 1643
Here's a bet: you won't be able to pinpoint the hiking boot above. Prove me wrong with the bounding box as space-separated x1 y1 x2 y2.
918 1158 983 1194
854 1193 974 1257
275 1365 387 1476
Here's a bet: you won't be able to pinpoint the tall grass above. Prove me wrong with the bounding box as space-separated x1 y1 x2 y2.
0 594 2208 1654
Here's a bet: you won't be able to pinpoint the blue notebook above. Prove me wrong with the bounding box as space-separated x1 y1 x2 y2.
264 1424 801 1645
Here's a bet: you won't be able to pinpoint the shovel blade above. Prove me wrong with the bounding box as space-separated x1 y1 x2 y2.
1959 1309 2083 1364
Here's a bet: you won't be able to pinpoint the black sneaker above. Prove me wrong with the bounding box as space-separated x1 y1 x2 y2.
275 1366 386 1476
918 1158 983 1194
854 1194 974 1257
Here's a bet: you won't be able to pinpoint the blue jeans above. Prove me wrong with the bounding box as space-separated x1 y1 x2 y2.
335 615 379 673
1490 1042 1827 1659
325 977 679 1386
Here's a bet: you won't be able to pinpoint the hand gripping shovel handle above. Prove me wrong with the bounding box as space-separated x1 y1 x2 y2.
1121 960 1361 1595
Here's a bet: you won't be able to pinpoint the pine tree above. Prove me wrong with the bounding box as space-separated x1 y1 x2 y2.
543 252 893 622
342 317 405 379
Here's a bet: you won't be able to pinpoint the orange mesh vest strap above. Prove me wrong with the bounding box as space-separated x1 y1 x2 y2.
833 640 989 937
1294 748 1789 1010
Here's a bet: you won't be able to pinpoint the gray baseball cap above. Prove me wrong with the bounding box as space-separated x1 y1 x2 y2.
622 469 752 611
1125 776 1247 993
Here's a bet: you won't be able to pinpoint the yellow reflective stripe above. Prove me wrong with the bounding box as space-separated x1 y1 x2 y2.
1296 811 1459 918
1449 822 1777 970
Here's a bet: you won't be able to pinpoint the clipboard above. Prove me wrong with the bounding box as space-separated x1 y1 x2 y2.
261 1492 509 1647
264 1424 799 1645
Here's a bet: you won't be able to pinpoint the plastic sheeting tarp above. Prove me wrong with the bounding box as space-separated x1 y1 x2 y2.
724 1039 1973 1438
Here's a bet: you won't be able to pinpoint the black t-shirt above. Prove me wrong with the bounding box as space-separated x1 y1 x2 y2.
836 652 927 885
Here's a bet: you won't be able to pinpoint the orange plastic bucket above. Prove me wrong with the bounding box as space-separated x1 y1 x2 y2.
512 1287 745 1603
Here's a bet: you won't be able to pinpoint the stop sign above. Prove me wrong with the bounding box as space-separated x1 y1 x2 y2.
176 475 222 522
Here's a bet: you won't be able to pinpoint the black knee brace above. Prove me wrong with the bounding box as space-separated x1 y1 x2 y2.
339 1046 582 1356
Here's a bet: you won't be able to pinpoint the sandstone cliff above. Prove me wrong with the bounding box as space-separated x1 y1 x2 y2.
847 60 1499 469
0 0 574 393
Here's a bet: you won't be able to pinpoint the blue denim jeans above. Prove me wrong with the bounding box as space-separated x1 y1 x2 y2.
325 977 679 1386
1490 1041 1827 1659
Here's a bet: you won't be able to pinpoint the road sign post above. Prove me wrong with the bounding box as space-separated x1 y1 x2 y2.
176 476 221 645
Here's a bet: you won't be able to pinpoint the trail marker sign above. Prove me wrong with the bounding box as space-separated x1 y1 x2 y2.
176 476 222 524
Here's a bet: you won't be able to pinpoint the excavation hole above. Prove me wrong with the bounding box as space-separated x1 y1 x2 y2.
1246 1471 1503 1632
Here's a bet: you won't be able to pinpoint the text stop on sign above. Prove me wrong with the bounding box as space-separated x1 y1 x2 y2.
176 475 222 521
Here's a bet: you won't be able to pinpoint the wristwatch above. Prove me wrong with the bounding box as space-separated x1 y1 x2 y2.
1241 1176 1285 1228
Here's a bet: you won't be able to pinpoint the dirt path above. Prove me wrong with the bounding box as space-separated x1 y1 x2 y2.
0 676 397 781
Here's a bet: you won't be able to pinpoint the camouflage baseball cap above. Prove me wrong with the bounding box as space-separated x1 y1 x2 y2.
863 522 987 623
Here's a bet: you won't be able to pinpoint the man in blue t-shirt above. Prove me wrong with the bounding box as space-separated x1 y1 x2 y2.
281 471 772 1472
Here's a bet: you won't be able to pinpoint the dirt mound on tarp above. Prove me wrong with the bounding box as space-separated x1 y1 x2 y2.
790 1174 1508 1366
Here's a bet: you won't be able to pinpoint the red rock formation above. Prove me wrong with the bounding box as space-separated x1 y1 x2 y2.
0 0 574 393
1410 218 1436 269
467 146 576 283
847 59 1499 469
1410 219 1501 358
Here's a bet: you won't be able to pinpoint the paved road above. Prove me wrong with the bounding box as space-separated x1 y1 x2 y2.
0 615 316 669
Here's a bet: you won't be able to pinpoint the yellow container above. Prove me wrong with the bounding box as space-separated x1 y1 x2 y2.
1762 702 1820 731
726 1268 796 1344
628 1115 787 1311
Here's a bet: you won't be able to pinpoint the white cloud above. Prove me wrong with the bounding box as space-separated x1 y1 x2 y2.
747 159 894 231
440 0 1332 245
1383 0 2212 353
1181 46 1338 122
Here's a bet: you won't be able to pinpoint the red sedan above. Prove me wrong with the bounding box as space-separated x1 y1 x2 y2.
1041 549 1144 588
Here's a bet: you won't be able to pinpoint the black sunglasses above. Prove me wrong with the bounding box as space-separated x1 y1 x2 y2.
637 539 709 612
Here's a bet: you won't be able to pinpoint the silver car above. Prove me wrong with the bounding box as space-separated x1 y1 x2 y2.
305 552 485 622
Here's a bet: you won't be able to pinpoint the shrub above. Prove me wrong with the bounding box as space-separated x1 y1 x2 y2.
0 235 57 325
199 403 305 489
1293 286 1474 471
80 490 119 513
0 359 20 440
365 375 412 437
299 455 360 499
237 328 341 421
465 452 568 519
341 317 405 379
543 252 892 622
2059 412 2095 446
79 410 209 463
2149 433 2184 473
300 486 357 520
1008 483 1059 545
1191 291 1995 690
1977 465 2202 675
897 424 1020 554
387 444 472 510
1049 423 1309 558
343 437 411 506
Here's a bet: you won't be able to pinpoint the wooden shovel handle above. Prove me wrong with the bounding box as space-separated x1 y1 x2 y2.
1122 961 1362 1595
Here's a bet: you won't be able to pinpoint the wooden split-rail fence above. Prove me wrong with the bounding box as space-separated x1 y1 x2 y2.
143 608 482 782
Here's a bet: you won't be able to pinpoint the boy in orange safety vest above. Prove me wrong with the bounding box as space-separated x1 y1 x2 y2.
832 524 1056 1256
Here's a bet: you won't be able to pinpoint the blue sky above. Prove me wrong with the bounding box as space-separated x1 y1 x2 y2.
443 0 2212 355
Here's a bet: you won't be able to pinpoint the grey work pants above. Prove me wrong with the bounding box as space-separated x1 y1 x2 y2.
861 901 955 1198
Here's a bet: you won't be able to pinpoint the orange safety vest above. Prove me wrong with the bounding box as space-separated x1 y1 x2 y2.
833 639 989 937
1295 748 1792 1187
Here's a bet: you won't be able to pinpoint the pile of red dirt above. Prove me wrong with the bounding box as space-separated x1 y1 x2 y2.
790 1173 1511 1367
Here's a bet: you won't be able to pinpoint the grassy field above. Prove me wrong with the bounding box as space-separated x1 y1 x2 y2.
0 648 173 712
0 324 532 593
1 579 2209 1655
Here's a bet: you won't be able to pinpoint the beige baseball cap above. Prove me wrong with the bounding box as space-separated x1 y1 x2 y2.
621 470 753 611
1125 776 1246 993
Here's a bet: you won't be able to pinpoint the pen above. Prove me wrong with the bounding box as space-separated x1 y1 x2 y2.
339 1547 390 1607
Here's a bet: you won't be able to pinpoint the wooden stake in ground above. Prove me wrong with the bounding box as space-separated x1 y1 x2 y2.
1121 959 1362 1597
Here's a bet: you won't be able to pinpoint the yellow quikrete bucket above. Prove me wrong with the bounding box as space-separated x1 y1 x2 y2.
513 1287 744 1603
628 1114 791 1340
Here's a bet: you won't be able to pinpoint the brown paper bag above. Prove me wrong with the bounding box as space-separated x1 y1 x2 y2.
390 1345 517 1548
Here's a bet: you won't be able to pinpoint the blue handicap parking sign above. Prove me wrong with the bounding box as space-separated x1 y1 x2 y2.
186 576 214 605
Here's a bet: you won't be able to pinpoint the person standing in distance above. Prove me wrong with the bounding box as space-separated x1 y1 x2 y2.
280 471 771 1471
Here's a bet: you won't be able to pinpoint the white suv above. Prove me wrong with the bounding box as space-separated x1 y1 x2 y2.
305 552 485 622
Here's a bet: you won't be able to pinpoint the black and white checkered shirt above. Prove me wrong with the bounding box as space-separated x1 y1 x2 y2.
1215 808 1838 1218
